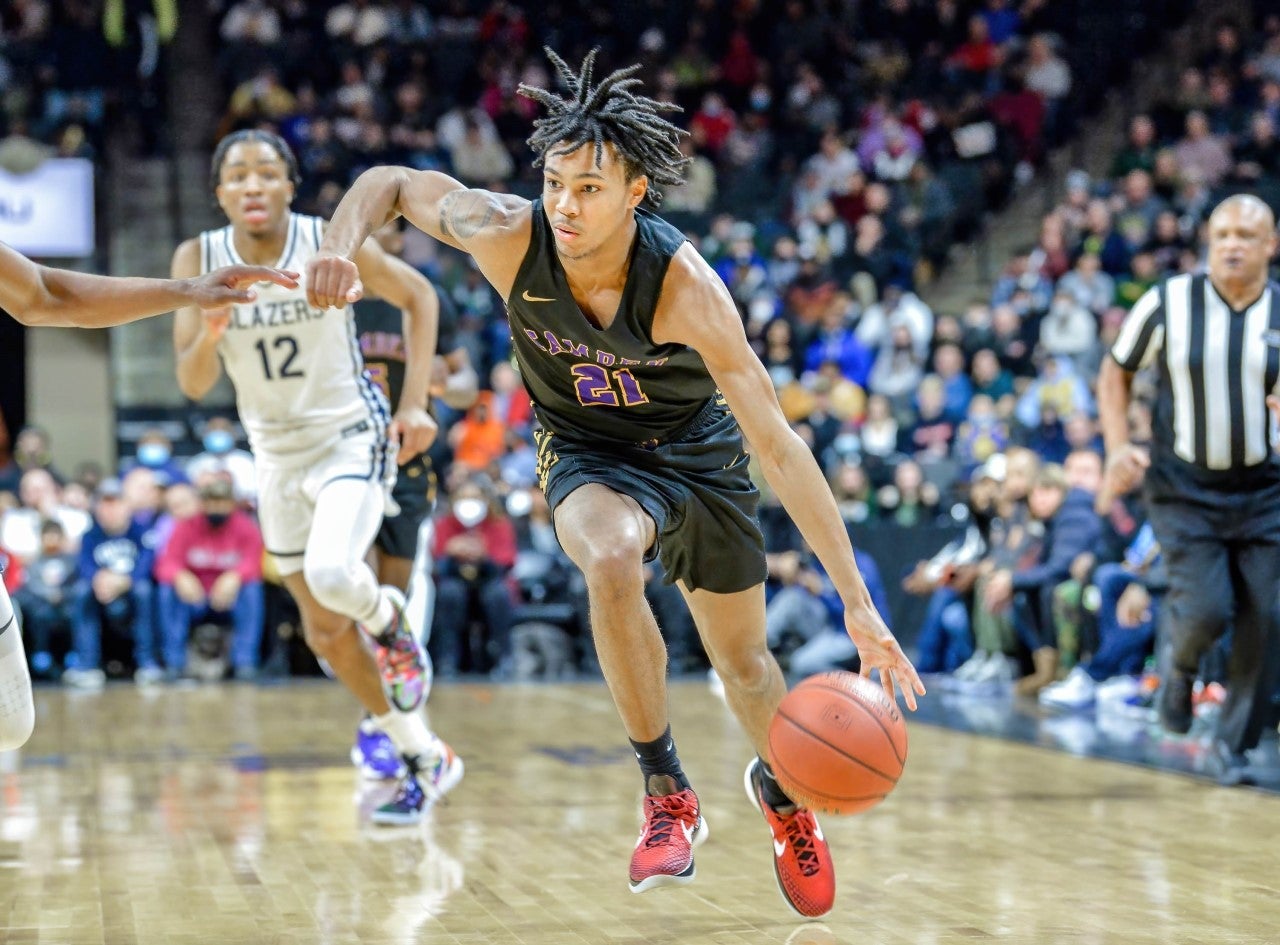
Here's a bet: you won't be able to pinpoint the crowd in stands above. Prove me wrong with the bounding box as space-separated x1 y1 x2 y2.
0 0 176 165
4 3 1280 709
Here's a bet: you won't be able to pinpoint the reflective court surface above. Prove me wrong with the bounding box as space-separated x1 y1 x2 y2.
1 680 1275 944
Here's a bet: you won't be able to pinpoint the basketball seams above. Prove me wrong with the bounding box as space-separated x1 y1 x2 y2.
807 678 908 769
766 741 888 810
773 709 899 785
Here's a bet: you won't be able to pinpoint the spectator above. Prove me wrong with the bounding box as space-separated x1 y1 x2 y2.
1057 253 1115 317
1015 356 1094 429
1078 200 1132 277
449 393 507 472
1111 114 1159 178
1024 34 1071 136
982 462 1101 695
121 428 187 488
969 347 1016 403
858 394 901 463
931 341 974 422
1039 290 1097 370
1232 112 1280 182
663 136 717 213
154 479 264 680
1112 170 1167 250
0 425 62 493
803 303 872 390
12 519 76 680
1173 110 1232 188
430 477 517 678
325 0 392 47
63 478 159 688
877 459 941 527
764 541 892 678
868 324 926 403
185 416 256 503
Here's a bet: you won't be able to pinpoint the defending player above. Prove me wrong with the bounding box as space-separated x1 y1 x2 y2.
172 130 461 823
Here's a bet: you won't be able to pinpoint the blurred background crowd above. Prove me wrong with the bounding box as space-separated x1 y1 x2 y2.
0 0 1277 710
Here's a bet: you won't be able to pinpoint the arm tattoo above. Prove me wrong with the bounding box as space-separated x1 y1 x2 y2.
440 190 497 240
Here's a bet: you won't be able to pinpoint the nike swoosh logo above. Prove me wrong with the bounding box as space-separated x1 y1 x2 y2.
522 290 556 302
773 836 787 858
682 821 696 844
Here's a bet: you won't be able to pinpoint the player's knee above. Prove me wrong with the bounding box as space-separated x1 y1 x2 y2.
579 536 646 596
711 641 774 692
303 559 357 615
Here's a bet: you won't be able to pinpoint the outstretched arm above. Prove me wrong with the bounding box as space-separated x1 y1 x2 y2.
0 240 295 328
307 166 528 309
656 245 925 708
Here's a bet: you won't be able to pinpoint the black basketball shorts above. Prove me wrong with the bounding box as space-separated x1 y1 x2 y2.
535 398 767 594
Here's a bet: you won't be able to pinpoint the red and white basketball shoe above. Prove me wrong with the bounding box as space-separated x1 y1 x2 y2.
745 758 835 918
628 787 708 893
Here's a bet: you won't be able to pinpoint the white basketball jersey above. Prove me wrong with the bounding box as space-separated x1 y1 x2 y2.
200 213 390 462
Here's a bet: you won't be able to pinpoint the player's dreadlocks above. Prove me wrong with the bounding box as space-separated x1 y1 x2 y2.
518 47 689 208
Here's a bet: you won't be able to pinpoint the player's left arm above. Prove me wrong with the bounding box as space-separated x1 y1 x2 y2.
0 240 296 328
353 236 439 463
655 245 924 707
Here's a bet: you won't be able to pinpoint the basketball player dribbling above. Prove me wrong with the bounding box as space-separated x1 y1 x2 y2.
171 130 462 824
308 49 925 917
351 220 479 781
0 239 297 752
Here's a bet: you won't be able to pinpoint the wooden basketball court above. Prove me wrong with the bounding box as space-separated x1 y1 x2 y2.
1 680 1273 944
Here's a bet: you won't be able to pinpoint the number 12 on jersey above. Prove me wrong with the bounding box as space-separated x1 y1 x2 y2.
571 363 650 408
255 335 304 380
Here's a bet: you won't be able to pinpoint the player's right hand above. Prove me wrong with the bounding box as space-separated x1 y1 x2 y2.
306 253 364 309
192 265 299 307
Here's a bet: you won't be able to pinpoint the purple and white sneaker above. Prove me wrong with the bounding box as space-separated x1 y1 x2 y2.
360 586 429 713
350 718 407 781
372 740 465 826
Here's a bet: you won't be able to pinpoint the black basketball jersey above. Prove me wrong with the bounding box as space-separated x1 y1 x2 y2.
507 200 718 446
354 278 462 409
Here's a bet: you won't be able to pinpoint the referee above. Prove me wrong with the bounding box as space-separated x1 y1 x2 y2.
1099 194 1280 787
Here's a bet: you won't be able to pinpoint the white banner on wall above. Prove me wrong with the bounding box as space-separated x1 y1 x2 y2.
0 158 94 257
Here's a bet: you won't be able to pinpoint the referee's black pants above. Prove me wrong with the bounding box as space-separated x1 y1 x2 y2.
1145 463 1280 754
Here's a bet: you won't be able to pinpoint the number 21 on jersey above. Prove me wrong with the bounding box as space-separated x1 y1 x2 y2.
571 363 649 407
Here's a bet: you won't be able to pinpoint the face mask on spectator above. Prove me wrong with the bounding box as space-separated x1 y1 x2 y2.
206 512 230 528
454 497 488 527
137 443 170 467
203 430 235 455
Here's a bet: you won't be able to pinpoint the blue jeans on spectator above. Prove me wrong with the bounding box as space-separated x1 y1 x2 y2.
70 579 157 671
158 581 265 672
914 586 974 673
1086 562 1156 680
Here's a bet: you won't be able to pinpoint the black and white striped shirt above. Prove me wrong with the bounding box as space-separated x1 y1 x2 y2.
1111 272 1280 472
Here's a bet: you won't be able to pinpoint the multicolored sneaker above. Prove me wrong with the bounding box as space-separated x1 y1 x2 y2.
350 718 407 781
628 788 707 893
371 740 465 826
744 758 835 918
360 586 429 713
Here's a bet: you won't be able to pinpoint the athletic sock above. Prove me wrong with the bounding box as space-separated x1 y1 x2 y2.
373 708 439 763
364 590 399 639
757 757 795 811
629 726 690 794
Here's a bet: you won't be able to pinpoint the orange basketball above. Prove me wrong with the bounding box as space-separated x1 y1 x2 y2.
767 671 908 815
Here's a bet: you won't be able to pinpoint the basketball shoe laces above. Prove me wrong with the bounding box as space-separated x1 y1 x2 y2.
777 809 822 877
642 792 697 848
